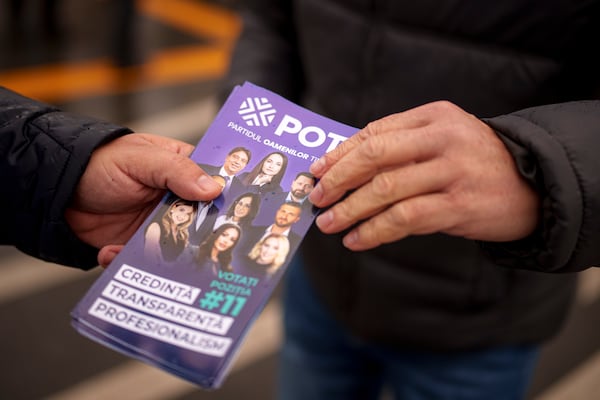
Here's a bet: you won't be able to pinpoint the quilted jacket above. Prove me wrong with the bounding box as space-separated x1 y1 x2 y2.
223 0 600 349
0 87 131 268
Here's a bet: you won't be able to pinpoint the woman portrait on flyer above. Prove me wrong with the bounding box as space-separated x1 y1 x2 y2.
239 151 288 194
144 196 197 263
194 223 242 274
241 233 290 278
213 192 261 231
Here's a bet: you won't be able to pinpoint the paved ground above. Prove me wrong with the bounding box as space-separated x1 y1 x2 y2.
1 1 600 399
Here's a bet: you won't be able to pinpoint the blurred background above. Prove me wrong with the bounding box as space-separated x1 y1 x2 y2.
1 1 600 399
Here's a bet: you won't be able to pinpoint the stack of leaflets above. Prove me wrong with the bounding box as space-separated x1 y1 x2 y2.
70 82 358 389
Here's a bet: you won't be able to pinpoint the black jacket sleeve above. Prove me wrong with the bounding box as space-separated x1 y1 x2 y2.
481 101 600 273
0 87 132 269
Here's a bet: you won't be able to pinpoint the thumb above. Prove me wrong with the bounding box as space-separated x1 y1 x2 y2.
123 134 224 201
154 153 224 201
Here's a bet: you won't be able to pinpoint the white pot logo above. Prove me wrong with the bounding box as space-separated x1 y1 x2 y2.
238 97 277 127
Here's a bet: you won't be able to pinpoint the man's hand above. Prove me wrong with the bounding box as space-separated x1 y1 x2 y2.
309 101 540 251
65 133 223 266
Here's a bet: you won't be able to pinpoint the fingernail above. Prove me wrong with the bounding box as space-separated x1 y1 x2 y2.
309 184 323 205
197 175 220 192
310 157 325 176
343 231 358 248
316 210 333 230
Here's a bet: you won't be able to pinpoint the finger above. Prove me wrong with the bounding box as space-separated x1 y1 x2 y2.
310 126 440 207
341 194 459 251
124 139 223 201
315 159 454 233
157 154 224 200
310 107 434 178
309 128 365 177
97 244 124 268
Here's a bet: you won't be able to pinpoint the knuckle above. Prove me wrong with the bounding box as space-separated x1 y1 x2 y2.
359 135 385 164
372 228 390 247
317 171 336 193
332 193 349 210
388 202 413 227
333 200 354 222
345 189 370 214
172 154 190 168
324 142 345 162
361 121 380 139
322 132 358 165
357 207 414 248
358 221 383 248
370 217 400 247
428 100 456 113
371 172 397 198
444 189 469 213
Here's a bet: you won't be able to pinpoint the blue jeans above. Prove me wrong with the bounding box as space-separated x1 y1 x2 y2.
277 256 539 400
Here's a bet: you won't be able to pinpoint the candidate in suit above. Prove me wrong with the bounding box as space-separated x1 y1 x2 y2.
199 146 251 195
254 172 316 229
188 199 220 246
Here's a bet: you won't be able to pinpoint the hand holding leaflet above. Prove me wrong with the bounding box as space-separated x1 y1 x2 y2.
70 82 358 389
309 101 540 251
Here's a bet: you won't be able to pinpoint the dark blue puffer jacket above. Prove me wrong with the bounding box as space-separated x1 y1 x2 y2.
0 87 131 269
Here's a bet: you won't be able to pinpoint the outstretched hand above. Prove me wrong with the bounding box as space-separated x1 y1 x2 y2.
64 133 223 266
309 101 540 251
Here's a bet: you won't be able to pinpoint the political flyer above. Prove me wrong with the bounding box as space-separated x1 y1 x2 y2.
70 82 358 388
